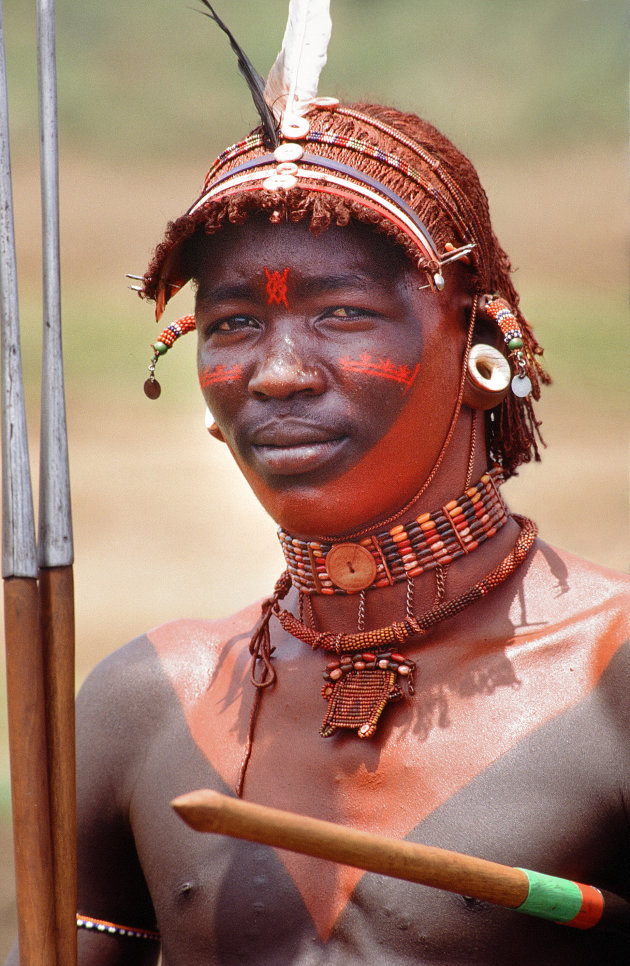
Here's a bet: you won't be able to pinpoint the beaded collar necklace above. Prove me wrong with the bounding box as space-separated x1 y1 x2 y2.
272 514 536 742
239 492 537 795
278 468 507 596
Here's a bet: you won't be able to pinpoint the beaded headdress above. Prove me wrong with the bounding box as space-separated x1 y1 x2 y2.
139 0 549 477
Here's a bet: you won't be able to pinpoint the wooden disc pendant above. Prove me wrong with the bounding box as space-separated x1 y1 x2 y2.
325 543 378 592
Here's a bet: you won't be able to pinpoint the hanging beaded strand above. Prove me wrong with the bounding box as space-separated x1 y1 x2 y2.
144 314 196 399
484 296 532 398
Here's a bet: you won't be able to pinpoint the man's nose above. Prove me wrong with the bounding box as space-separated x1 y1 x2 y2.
248 332 325 399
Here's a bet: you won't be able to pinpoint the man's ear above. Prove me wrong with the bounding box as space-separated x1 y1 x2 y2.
463 343 511 411
205 407 227 442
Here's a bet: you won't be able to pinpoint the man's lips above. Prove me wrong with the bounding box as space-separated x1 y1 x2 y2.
247 420 349 476
249 418 347 448
251 438 348 476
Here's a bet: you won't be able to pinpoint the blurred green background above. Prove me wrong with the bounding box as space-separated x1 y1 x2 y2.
0 0 628 953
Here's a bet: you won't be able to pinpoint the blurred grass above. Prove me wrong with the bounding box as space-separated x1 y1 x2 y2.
0 0 628 957
3 0 627 165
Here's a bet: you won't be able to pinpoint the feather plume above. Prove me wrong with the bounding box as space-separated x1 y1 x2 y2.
198 0 279 146
264 0 332 124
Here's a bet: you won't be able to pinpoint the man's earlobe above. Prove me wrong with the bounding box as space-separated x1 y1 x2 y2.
463 343 511 411
205 407 227 442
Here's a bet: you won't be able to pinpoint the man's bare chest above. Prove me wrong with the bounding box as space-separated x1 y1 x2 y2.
131 633 629 964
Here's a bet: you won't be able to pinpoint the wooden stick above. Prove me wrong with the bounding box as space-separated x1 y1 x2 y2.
35 1 76 961
4 580 57 964
0 1 58 958
39 567 76 966
173 790 630 934
173 790 528 906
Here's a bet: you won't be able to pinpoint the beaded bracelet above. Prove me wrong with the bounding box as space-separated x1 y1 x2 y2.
278 468 507 595
76 914 160 942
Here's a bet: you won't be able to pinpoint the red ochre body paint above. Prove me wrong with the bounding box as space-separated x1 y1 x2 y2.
265 266 290 307
339 353 420 392
199 363 244 388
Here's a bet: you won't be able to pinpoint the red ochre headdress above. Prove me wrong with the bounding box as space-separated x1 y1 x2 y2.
139 0 549 477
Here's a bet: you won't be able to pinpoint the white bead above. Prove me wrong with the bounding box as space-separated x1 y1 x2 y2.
312 96 340 109
281 115 310 139
274 142 304 162
263 173 298 192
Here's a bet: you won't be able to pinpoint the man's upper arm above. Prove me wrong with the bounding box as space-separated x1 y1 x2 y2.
75 638 162 965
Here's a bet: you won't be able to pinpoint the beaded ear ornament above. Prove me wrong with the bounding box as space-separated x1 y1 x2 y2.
482 295 532 398
143 314 196 399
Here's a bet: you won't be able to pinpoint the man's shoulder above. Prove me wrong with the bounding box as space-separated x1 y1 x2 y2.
531 540 630 613
78 600 263 718
144 598 263 660
522 540 630 674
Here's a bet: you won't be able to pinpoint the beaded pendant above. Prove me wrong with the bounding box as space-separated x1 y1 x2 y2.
320 651 415 738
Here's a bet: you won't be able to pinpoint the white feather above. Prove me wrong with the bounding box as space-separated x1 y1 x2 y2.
264 0 332 123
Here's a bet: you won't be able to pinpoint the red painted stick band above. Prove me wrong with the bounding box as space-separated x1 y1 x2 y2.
562 882 605 930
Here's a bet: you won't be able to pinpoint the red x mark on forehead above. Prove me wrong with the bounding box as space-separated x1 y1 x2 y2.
265 267 290 308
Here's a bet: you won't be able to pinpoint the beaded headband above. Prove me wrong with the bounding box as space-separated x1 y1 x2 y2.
140 1 481 322
148 120 478 324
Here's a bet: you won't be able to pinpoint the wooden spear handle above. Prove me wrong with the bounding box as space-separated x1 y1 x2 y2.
36 0 77 960
39 566 76 966
4 579 56 965
173 789 527 907
172 790 630 934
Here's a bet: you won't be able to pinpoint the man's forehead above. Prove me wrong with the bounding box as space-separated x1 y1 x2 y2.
194 217 410 288
196 271 387 308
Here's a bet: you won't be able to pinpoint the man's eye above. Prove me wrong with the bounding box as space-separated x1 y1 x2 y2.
329 307 358 318
321 306 376 327
211 315 258 334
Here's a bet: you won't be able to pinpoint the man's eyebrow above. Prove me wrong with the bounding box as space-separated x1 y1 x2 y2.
298 273 387 296
196 281 259 306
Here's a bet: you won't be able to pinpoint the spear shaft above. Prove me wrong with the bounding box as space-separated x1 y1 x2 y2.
36 0 76 962
0 1 56 961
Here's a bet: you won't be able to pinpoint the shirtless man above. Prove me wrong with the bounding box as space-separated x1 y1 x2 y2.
47 88 626 965
2 53 624 957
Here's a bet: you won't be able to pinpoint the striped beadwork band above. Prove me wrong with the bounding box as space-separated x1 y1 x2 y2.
76 914 160 942
278 468 507 596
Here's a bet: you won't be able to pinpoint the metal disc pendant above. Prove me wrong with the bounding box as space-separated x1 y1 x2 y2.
325 542 378 592
511 373 532 398
144 378 161 399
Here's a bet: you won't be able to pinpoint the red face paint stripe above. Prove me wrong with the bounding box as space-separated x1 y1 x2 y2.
265 266 290 307
339 354 420 392
199 363 244 388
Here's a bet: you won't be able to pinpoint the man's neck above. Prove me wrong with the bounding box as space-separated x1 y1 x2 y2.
277 450 525 638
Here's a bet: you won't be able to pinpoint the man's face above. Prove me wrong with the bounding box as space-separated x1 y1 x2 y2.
195 217 469 537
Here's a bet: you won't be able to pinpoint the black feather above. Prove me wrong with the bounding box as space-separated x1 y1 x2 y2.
197 0 279 147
